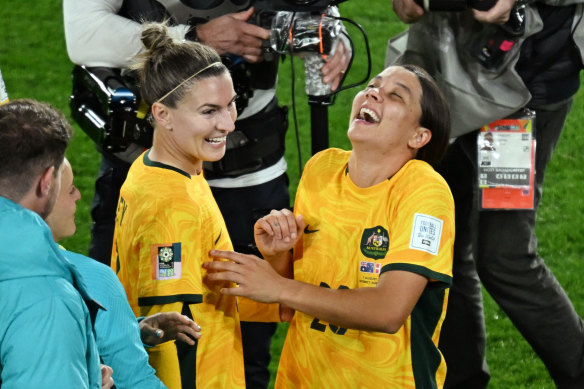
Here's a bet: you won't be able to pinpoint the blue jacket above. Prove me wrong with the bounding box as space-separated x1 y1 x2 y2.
63 249 167 389
0 197 101 389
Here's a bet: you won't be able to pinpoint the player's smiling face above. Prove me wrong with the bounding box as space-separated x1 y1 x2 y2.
348 66 424 153
166 72 237 169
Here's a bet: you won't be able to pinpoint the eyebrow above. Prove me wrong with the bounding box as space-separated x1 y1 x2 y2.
394 82 412 97
371 76 412 97
199 94 237 110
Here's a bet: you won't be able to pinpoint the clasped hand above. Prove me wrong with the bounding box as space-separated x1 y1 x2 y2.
203 209 305 303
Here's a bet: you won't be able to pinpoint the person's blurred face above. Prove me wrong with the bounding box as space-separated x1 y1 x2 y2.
161 72 237 172
45 158 81 242
348 66 424 155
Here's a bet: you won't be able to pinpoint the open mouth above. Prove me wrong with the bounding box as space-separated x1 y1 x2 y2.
357 107 380 124
205 136 227 144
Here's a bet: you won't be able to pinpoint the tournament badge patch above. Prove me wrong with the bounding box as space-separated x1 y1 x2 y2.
360 226 389 259
151 243 182 280
409 213 443 255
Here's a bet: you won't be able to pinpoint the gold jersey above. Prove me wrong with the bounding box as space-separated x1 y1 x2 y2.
276 148 455 388
112 151 245 389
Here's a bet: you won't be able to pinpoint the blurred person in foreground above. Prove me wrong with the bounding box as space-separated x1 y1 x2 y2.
0 99 102 388
45 157 203 389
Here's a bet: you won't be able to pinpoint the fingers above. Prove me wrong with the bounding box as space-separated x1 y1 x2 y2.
264 209 298 242
101 365 114 389
472 0 514 23
322 41 350 90
231 7 255 22
392 0 424 23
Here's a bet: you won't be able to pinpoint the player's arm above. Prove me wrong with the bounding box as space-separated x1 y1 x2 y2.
204 253 428 333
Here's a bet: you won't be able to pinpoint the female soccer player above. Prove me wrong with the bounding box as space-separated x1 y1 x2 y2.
110 23 243 388
205 64 455 388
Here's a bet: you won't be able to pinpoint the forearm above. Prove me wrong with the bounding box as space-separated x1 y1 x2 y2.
276 271 425 334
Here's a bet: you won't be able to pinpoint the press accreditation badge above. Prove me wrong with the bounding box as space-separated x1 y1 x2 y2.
478 109 536 210
409 213 443 255
151 243 182 280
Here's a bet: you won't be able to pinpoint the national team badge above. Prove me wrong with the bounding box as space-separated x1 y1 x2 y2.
360 226 389 259
151 242 182 280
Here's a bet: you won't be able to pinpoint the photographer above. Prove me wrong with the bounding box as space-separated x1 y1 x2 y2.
388 0 584 387
63 0 350 387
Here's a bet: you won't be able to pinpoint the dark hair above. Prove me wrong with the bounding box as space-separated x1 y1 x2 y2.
0 99 72 201
131 21 228 108
401 64 451 167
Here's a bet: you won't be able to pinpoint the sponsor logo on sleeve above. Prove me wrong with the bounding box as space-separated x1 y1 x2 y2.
409 213 443 255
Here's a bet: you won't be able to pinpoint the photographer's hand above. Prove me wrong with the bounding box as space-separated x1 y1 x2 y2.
196 7 270 63
392 0 424 24
472 0 514 24
322 39 351 91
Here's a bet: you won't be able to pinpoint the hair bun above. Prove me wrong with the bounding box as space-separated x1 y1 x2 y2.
141 22 174 53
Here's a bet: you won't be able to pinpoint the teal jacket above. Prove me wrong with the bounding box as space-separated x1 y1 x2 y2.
63 249 166 389
0 197 101 389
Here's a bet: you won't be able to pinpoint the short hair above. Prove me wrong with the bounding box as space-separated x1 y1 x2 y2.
401 64 451 168
131 21 228 109
0 99 72 201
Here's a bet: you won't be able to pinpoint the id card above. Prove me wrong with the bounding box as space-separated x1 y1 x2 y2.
478 109 536 210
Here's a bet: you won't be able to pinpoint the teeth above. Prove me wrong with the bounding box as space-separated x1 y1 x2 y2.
206 136 226 144
358 108 380 123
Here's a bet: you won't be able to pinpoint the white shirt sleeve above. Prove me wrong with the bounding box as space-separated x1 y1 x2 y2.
63 0 189 68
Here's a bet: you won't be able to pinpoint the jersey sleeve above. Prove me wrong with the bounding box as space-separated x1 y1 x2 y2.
382 172 454 286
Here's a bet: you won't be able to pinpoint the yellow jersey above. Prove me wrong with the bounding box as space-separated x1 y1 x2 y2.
112 150 245 389
276 148 455 388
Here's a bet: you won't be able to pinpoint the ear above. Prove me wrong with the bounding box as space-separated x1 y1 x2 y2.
408 126 431 150
37 166 56 199
151 101 173 130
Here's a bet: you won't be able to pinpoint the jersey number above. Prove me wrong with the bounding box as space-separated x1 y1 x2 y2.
310 282 348 335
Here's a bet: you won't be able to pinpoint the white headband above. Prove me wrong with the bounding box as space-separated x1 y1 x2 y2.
156 61 222 103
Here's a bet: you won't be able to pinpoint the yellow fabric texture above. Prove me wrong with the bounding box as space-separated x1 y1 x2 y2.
112 151 245 389
276 148 454 389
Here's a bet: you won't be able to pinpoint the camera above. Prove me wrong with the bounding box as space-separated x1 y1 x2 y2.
473 0 526 68
69 66 153 154
414 0 496 12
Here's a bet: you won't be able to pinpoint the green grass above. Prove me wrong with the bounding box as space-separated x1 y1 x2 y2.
1 1 583 388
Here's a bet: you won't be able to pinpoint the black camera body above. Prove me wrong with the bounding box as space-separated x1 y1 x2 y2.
414 0 496 11
69 65 153 154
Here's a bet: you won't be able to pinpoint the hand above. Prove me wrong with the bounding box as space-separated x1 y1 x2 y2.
392 0 424 24
254 209 305 258
204 250 288 303
139 312 202 347
321 39 352 91
101 364 114 389
472 0 515 24
196 7 270 63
